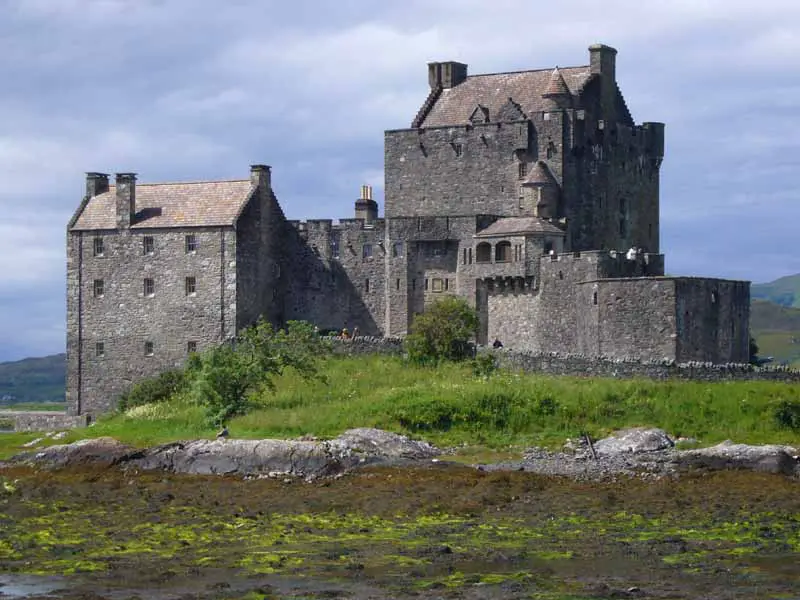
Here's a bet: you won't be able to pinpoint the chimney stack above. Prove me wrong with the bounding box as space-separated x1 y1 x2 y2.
250 164 271 189
85 172 109 199
115 173 136 229
589 43 617 82
354 184 378 224
428 61 468 89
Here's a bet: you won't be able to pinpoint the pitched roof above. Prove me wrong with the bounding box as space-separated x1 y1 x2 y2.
543 67 571 97
419 66 592 127
523 161 560 187
70 180 254 230
475 217 565 238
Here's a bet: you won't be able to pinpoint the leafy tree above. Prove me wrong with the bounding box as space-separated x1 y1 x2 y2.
190 319 328 425
749 335 760 365
405 296 478 365
117 369 188 412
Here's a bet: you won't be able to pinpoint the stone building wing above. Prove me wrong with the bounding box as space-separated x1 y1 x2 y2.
475 217 565 238
418 66 591 127
70 180 254 230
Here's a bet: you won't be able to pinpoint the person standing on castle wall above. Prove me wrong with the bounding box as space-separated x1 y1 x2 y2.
341 328 350 339
352 326 360 339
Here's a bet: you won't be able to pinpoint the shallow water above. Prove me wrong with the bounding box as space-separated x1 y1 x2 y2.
0 574 66 598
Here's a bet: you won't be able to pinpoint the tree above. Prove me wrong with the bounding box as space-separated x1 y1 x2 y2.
190 319 328 425
405 296 479 365
749 335 760 365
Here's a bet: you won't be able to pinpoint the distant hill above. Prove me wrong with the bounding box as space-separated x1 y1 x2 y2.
751 273 800 308
749 300 800 368
0 353 66 405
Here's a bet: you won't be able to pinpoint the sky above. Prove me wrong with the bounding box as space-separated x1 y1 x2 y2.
1 0 799 362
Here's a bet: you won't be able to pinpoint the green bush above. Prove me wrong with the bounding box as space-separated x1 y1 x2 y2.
117 369 188 412
774 399 800 431
405 296 478 365
471 352 498 377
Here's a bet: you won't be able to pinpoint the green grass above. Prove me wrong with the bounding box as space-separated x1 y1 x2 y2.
3 355 798 459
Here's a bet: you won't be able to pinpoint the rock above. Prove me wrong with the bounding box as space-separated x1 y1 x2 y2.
15 437 133 469
593 428 674 457
21 437 45 448
675 441 799 476
333 428 440 460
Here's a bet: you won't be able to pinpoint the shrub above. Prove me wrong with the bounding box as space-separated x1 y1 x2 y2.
405 296 478 365
774 399 800 431
471 352 498 378
117 369 188 412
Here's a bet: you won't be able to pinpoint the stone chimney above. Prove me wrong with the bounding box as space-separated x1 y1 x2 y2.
428 61 468 89
250 164 271 189
589 43 617 81
85 172 109 198
115 173 136 229
354 185 378 224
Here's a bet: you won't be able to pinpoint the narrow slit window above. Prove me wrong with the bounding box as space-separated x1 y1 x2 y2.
365 278 370 293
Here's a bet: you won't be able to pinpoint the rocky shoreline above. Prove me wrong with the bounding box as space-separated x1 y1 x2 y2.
5 427 799 481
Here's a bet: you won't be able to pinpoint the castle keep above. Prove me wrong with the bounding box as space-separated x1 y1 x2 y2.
66 44 751 417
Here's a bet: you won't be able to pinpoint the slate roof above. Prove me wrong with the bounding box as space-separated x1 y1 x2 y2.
474 217 565 238
543 68 571 97
419 66 592 127
71 180 254 230
523 161 560 187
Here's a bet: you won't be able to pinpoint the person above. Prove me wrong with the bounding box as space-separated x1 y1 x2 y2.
352 326 360 338
216 425 229 439
492 338 503 349
341 327 350 339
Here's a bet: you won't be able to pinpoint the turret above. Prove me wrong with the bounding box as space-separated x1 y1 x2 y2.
521 161 561 219
541 67 572 110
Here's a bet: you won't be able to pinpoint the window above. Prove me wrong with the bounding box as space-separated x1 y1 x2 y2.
392 241 403 258
143 278 154 297
544 241 554 254
425 278 429 291
142 236 154 255
365 278 370 292
711 291 718 304
518 162 527 179
185 234 197 253
362 243 373 259
445 278 449 291
331 234 340 259
592 291 598 306
396 278 401 291
93 237 104 257
468 248 473 265
187 341 197 354
476 242 492 263
93 279 104 298
546 142 556 159
412 279 416 291
453 143 463 157
495 241 512 263
144 341 154 356
432 278 443 292
95 342 105 358
462 248 467 265
185 276 196 296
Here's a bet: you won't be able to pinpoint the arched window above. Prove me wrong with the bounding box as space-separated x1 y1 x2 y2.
495 241 512 263
476 242 492 263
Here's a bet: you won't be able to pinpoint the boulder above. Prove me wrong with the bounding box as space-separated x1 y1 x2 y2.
333 428 440 459
675 441 799 476
15 437 133 469
593 428 674 457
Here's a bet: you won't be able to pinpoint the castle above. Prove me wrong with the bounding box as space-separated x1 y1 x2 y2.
66 44 750 417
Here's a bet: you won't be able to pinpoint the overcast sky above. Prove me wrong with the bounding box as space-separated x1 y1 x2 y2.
1 0 799 362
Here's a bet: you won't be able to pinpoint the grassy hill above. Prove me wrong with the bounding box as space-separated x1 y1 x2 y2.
752 273 800 308
749 300 800 368
0 353 66 405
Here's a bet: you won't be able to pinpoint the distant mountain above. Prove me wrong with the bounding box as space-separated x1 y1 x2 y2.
749 300 800 368
751 273 800 308
0 353 66 405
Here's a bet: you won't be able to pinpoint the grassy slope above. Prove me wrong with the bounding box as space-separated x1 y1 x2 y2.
3 355 798 459
750 300 800 367
0 353 66 405
751 273 800 308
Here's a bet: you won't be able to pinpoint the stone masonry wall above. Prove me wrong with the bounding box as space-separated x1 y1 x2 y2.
6 411 90 432
67 226 237 416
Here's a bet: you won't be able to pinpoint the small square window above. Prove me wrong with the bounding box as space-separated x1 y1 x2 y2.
95 342 105 357
392 241 403 258
144 341 154 356
143 278 154 297
185 276 196 296
185 234 197 253
142 236 154 255
93 279 104 298
93 237 104 257
362 243 373 259
187 341 197 354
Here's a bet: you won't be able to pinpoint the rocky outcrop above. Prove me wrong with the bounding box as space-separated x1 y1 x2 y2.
8 429 441 480
593 428 675 456
674 440 799 476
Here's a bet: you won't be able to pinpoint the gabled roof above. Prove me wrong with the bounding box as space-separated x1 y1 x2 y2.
70 180 254 230
475 217 565 238
419 66 591 127
523 161 560 187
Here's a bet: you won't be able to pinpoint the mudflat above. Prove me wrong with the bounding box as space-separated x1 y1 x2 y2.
1 464 799 599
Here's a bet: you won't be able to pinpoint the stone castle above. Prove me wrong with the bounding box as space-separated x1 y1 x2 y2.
66 43 750 417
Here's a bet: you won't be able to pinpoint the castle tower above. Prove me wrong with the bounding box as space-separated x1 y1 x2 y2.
541 67 572 110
